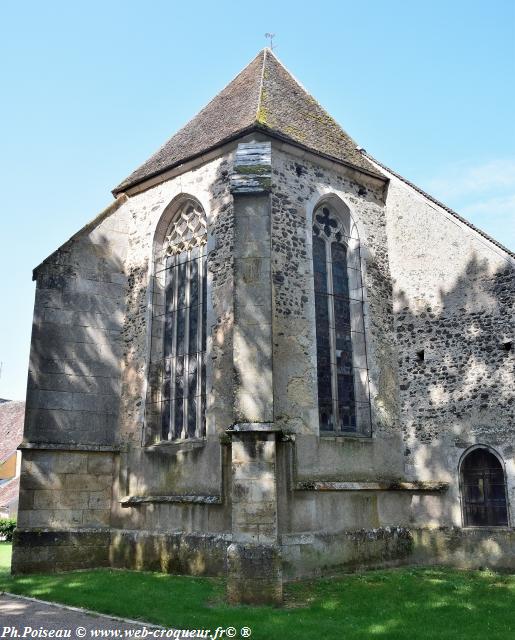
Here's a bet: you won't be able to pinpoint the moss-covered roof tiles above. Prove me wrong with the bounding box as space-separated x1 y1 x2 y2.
113 49 381 194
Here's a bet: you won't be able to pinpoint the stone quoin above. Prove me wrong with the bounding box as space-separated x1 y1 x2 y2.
13 49 515 604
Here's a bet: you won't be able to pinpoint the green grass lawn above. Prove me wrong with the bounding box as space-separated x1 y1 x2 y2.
1 542 514 639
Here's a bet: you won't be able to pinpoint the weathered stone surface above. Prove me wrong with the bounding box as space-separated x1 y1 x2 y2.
231 433 278 545
230 142 272 193
12 529 111 574
410 527 515 569
227 543 282 605
110 530 229 576
120 494 222 506
15 61 515 603
281 526 413 579
232 189 273 424
17 450 113 531
293 480 448 492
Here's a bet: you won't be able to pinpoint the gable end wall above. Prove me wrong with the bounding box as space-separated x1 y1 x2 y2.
381 167 515 526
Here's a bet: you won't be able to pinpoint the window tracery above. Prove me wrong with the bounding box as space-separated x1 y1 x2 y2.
147 199 207 441
312 203 371 436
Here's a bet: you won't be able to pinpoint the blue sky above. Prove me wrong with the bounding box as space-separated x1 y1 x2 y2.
1 0 514 400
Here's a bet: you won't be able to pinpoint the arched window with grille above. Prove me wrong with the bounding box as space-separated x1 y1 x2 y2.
461 447 508 527
147 198 207 442
312 200 371 436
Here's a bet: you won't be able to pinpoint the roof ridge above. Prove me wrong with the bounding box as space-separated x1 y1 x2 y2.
255 48 267 123
185 49 264 125
363 151 515 262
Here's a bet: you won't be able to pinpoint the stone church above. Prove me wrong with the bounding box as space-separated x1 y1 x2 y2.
13 49 514 603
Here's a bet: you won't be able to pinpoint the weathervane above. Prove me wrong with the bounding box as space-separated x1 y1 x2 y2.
265 33 276 50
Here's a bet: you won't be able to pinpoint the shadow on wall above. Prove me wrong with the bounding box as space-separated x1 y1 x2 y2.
394 251 514 527
113 159 236 502
26 232 127 447
14 231 127 535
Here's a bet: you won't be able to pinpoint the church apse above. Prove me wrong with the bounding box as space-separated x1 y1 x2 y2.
12 48 515 602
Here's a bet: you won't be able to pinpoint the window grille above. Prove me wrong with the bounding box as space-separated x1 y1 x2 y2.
147 200 207 441
461 448 508 527
312 204 371 436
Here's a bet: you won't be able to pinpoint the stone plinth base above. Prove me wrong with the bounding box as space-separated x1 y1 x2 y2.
410 526 515 569
281 526 515 580
227 542 283 605
281 527 414 580
12 529 111 574
110 530 230 575
12 527 515 589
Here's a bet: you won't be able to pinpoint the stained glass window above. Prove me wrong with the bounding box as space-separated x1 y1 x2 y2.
313 204 371 436
147 200 207 442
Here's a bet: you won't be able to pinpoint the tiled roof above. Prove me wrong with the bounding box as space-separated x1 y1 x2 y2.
0 401 25 465
113 49 382 193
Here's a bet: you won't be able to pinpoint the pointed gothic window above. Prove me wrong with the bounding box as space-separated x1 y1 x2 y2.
147 199 207 442
313 202 371 436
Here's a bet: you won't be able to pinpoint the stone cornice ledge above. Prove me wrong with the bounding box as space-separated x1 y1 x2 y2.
120 494 222 507
144 438 206 454
19 442 120 452
227 422 281 433
294 480 448 493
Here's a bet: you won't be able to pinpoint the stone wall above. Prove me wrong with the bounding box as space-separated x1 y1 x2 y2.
15 524 515 578
17 145 241 572
12 529 110 574
106 138 408 546
271 147 398 440
268 145 415 540
110 530 229 576
110 152 235 534
281 525 515 580
16 193 129 570
14 133 515 585
12 449 115 574
116 153 234 450
411 527 515 569
26 200 129 446
17 449 115 528
373 160 515 527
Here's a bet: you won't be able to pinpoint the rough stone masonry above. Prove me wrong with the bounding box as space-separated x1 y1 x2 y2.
13 49 514 604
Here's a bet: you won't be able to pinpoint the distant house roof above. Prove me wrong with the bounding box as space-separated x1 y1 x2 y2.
0 476 19 510
0 400 25 466
113 49 383 194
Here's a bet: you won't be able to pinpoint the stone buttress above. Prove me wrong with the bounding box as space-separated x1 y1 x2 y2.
11 49 515 603
227 142 282 604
